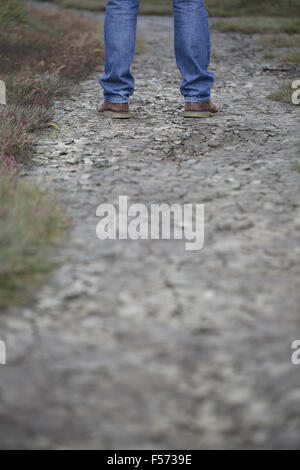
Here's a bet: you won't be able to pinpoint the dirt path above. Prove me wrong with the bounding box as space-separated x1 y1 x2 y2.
1 14 300 449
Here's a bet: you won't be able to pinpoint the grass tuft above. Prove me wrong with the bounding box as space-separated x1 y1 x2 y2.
0 166 65 310
0 0 27 26
258 34 300 48
292 160 300 172
267 82 296 105
280 48 300 64
212 17 300 35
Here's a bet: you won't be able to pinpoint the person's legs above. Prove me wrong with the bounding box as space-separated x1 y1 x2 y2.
99 0 139 103
173 0 214 103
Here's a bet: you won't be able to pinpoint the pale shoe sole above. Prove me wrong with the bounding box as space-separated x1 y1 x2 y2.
184 111 217 118
103 111 130 119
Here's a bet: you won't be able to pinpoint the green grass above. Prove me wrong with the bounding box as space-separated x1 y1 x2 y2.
0 166 65 310
259 34 299 48
40 0 173 15
0 0 27 26
263 52 276 59
212 17 300 35
281 48 300 64
38 0 300 17
206 0 300 17
267 82 296 105
37 0 300 36
293 160 300 172
263 49 300 61
258 34 300 67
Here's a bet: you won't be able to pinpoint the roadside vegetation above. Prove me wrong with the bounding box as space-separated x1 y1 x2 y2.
213 17 300 35
206 2 300 107
0 167 64 309
293 160 300 173
0 0 105 309
260 35 300 64
267 82 296 105
39 0 172 15
40 0 300 19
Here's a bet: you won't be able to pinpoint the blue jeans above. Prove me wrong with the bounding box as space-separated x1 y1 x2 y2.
99 0 214 103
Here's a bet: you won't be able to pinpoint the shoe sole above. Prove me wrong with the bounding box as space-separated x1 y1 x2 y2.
184 111 217 118
103 111 130 119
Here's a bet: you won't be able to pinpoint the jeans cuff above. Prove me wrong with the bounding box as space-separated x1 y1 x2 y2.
104 97 129 104
184 97 211 103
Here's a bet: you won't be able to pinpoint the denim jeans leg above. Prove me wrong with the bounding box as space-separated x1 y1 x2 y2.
173 0 214 102
99 0 140 103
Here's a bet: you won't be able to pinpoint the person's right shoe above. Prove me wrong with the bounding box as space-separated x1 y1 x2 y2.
184 100 219 118
97 100 130 119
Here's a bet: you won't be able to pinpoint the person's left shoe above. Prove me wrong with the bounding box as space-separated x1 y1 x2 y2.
96 100 130 119
184 100 219 118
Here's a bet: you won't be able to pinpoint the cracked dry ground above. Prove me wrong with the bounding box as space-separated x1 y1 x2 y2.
1 14 300 449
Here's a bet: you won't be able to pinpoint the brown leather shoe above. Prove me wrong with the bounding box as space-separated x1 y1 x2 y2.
184 100 219 118
97 100 130 119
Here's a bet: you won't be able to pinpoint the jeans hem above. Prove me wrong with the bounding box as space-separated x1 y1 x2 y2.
104 97 129 104
184 97 211 103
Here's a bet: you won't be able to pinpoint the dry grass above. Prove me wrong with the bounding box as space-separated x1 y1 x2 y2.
280 48 300 64
261 38 300 63
0 4 105 163
0 0 27 26
39 0 300 18
0 165 65 310
267 82 296 105
258 34 300 103
293 160 300 172
212 17 300 35
206 0 300 17
0 1 105 309
259 34 300 48
40 0 173 15
0 105 53 162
